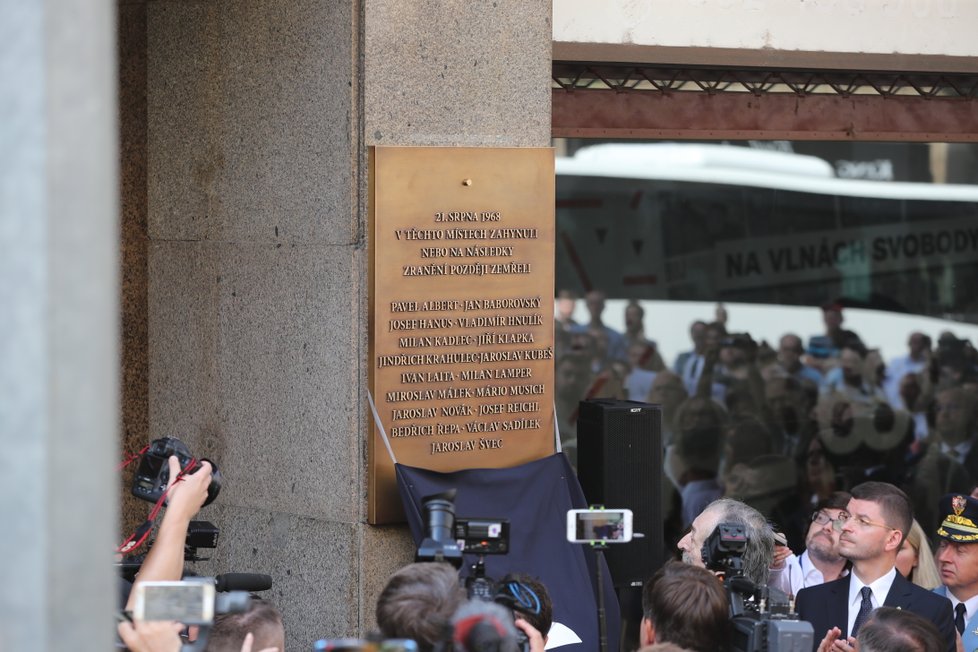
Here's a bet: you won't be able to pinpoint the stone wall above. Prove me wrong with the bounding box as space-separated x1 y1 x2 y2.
132 1 552 647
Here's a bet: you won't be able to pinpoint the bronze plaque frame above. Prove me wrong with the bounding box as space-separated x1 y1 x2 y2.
368 147 556 524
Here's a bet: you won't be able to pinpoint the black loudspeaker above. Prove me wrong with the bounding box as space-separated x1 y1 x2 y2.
576 398 663 589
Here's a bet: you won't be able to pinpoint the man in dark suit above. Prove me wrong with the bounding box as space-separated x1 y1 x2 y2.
795 481 954 652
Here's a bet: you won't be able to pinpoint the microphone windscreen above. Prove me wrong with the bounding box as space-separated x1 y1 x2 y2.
451 600 518 652
214 573 273 592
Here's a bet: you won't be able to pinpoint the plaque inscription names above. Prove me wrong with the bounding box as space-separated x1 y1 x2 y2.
368 147 555 524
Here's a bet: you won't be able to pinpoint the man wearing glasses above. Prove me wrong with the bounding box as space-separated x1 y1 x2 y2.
934 493 978 652
769 492 851 599
795 481 954 652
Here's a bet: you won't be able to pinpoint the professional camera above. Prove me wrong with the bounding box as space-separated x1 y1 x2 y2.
703 523 813 652
131 437 222 506
416 490 465 567
416 491 529 652
118 519 220 581
416 490 513 599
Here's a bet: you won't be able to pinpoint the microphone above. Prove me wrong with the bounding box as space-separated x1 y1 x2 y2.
452 600 519 652
214 573 273 592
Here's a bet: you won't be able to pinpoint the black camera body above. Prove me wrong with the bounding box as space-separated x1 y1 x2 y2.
704 523 813 652
131 437 221 506
117 520 220 581
416 491 528 652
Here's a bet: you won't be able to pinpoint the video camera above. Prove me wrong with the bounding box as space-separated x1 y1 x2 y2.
118 520 220 581
416 490 532 652
703 523 813 652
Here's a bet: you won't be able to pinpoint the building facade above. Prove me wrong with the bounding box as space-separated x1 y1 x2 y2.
3 1 978 649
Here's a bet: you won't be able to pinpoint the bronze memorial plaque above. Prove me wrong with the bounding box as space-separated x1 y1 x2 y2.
368 146 556 524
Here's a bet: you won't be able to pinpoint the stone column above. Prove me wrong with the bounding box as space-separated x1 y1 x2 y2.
0 0 120 650
144 0 551 647
360 0 554 625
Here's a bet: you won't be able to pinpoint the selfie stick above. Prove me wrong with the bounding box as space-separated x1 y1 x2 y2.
591 540 609 652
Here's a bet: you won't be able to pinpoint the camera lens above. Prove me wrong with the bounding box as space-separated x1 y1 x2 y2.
424 497 456 544
199 458 222 506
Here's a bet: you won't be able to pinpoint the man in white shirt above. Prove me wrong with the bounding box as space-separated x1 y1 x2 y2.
770 492 851 598
934 493 978 652
795 482 954 652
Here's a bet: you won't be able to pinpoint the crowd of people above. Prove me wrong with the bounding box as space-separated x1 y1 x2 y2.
115 290 978 651
118 476 977 651
555 290 978 553
365 485 978 652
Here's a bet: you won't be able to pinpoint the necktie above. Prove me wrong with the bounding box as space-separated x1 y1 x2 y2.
851 586 873 637
956 602 967 635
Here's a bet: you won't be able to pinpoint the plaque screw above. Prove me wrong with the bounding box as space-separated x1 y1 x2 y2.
462 178 472 186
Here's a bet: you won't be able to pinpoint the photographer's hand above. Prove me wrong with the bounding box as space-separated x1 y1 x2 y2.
117 619 184 652
165 456 212 522
771 543 792 570
815 627 841 652
125 456 213 610
514 617 545 652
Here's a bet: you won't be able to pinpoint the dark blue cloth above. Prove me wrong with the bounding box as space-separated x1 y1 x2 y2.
395 453 620 652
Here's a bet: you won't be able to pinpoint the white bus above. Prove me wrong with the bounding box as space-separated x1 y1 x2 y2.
555 143 978 362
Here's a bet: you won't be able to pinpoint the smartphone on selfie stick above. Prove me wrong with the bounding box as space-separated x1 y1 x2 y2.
566 507 635 652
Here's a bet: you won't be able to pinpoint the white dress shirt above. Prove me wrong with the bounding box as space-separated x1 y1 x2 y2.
945 591 978 631
847 567 897 636
769 550 849 598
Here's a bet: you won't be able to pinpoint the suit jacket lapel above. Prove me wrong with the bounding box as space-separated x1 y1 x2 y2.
882 572 913 608
831 575 852 636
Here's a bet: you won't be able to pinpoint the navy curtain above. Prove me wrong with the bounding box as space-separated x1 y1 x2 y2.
395 453 621 652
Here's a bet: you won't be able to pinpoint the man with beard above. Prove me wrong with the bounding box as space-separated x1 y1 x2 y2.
677 497 774 587
795 482 954 652
821 345 885 407
770 492 851 599
933 492 978 652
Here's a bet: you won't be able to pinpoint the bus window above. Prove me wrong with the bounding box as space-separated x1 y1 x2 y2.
555 142 978 554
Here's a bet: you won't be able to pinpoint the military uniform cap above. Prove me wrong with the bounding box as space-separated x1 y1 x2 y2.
937 493 978 542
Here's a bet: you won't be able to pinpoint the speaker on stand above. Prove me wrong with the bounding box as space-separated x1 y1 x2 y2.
576 398 663 652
